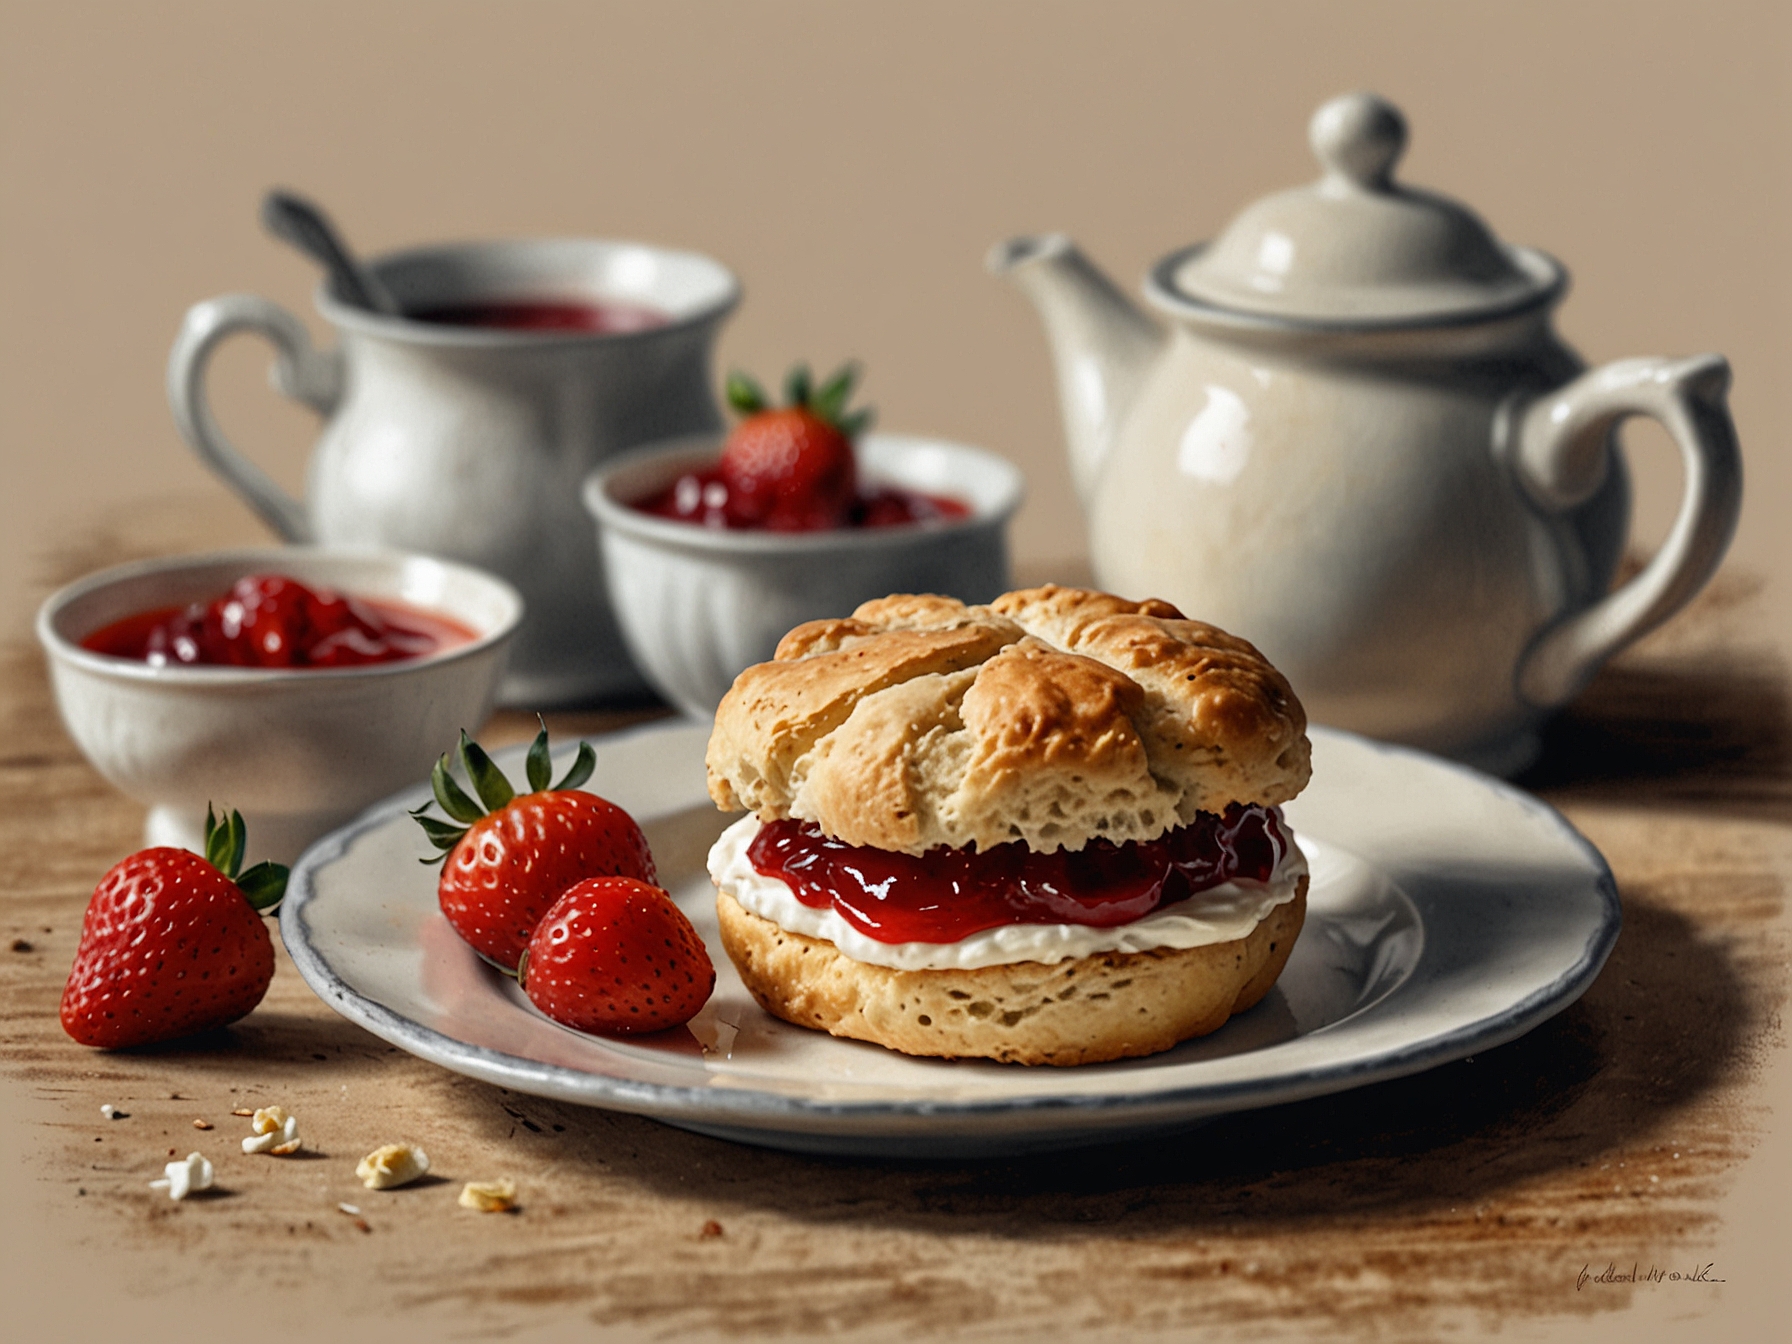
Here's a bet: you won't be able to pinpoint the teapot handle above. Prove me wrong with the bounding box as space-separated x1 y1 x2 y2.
1508 353 1741 708
166 294 344 542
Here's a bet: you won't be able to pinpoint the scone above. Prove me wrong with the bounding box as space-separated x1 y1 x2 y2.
704 585 1312 1066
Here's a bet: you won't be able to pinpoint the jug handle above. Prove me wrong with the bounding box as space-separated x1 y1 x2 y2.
166 294 344 542
1506 353 1741 708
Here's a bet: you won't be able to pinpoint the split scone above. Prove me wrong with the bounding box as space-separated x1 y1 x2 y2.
704 585 1312 1066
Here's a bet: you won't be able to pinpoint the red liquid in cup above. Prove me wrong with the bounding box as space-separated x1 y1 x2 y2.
406 299 670 334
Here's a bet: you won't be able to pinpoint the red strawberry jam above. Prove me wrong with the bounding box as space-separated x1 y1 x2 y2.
637 466 971 531
81 573 476 669
747 804 1292 945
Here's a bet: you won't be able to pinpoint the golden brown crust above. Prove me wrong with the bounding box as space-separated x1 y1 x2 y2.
715 881 1307 1067
706 585 1310 854
705 617 1020 820
992 587 1312 816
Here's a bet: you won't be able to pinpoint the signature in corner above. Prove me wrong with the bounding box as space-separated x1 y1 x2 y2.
1577 1261 1725 1290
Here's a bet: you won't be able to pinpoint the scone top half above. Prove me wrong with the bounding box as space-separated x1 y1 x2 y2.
705 586 1312 856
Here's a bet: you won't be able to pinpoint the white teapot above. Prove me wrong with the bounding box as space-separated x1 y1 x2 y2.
992 92 1740 772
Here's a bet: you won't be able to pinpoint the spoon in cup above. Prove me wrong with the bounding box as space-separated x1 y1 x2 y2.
260 190 402 316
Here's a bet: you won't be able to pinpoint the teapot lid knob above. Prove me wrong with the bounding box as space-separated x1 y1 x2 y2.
1310 92 1407 191
1152 90 1562 325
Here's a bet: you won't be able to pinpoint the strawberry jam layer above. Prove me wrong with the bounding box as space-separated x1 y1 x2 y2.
81 573 476 669
746 805 1291 945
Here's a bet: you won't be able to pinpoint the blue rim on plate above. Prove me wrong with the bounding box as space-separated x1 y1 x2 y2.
282 720 1618 1158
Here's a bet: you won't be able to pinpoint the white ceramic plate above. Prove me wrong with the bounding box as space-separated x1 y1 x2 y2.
283 722 1618 1158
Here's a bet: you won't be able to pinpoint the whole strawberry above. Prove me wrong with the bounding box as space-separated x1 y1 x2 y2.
412 723 656 971
61 808 286 1049
519 877 714 1034
717 363 872 530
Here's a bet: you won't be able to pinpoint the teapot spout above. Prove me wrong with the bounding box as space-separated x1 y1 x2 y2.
988 234 1164 503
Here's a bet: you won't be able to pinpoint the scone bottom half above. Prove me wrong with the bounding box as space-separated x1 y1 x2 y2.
702 586 1314 1066
716 880 1308 1067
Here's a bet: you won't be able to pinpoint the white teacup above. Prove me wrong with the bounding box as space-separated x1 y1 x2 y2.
168 238 740 708
38 548 523 865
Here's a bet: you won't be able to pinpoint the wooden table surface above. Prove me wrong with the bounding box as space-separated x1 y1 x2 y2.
2 517 1786 1342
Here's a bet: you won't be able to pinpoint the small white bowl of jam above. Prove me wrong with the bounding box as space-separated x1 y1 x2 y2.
583 432 1023 720
37 547 523 863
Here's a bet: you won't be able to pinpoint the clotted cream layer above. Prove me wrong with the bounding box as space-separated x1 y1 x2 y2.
707 813 1308 972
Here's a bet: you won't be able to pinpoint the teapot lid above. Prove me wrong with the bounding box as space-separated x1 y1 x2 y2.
1152 92 1562 327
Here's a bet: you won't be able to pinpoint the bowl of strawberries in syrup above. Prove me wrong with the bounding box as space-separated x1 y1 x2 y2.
38 547 523 864
583 363 1023 719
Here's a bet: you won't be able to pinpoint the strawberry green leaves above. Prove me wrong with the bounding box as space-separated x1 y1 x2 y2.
811 363 855 422
525 724 553 793
725 370 769 416
429 754 484 824
204 804 246 876
201 804 289 912
724 361 872 439
411 809 469 859
784 363 812 408
235 862 290 913
552 740 596 792
459 731 515 813
411 722 596 864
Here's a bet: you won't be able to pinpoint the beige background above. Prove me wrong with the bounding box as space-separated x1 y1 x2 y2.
1 1 1787 1339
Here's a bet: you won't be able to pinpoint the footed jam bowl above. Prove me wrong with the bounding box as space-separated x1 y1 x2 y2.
583 433 1023 719
37 547 523 864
